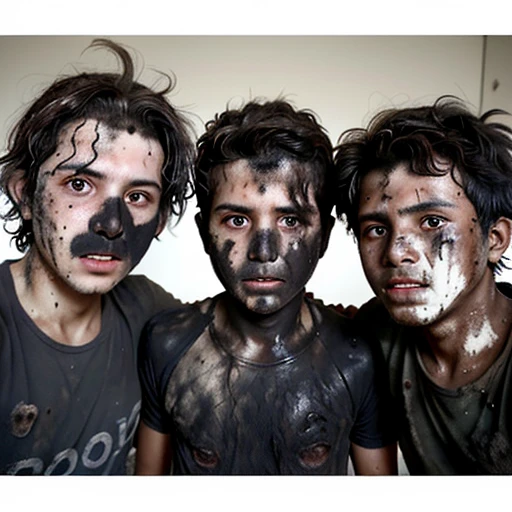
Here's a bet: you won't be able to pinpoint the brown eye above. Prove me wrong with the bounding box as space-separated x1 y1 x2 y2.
422 216 445 230
283 216 299 228
226 216 247 228
70 178 87 192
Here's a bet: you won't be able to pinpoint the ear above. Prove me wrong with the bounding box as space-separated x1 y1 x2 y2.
195 212 210 255
319 215 335 258
7 170 31 220
487 217 512 265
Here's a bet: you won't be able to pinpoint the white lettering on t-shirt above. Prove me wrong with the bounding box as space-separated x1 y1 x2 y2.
7 400 140 475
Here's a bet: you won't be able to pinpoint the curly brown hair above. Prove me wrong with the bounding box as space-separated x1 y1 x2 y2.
0 38 195 252
194 99 335 229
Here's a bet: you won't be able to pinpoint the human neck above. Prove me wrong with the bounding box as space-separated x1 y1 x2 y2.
10 252 102 347
417 277 512 389
212 291 316 364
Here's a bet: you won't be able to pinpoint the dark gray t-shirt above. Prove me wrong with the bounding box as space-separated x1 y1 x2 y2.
0 260 178 475
139 294 395 475
357 283 512 475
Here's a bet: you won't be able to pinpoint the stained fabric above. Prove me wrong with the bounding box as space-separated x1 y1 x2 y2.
357 284 512 475
139 294 395 475
0 260 178 475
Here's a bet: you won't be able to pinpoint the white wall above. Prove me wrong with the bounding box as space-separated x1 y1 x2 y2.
2 35 508 307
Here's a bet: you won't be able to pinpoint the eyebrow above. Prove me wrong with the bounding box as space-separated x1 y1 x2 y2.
214 203 252 215
213 203 304 216
359 200 457 224
57 165 161 191
397 200 457 215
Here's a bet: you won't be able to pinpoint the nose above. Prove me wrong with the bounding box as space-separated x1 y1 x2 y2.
248 229 279 263
383 233 420 267
91 197 125 240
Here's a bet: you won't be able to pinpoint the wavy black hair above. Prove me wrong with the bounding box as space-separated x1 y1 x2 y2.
0 38 195 252
195 99 335 229
334 95 512 273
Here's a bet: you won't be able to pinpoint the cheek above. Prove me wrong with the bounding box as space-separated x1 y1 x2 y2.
127 214 160 267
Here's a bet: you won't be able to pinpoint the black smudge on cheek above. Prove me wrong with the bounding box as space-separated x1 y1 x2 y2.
209 239 239 293
70 197 159 269
32 176 60 268
128 215 160 267
283 231 322 291
432 231 455 262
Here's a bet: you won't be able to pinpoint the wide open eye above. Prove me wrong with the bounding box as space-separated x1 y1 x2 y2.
67 177 91 194
126 191 151 207
225 215 248 228
363 224 388 239
421 216 446 230
280 216 300 229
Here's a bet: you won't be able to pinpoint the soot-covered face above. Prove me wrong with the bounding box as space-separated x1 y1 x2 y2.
27 119 164 294
358 162 490 327
204 159 327 315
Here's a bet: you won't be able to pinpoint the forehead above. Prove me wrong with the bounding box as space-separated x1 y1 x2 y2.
360 162 469 210
210 159 318 202
42 119 164 175
57 119 119 147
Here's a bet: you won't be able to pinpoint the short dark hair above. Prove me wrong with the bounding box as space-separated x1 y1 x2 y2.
195 99 335 228
0 38 195 252
334 95 512 272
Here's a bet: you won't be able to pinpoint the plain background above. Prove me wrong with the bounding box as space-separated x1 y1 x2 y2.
1 35 511 306
1 0 510 503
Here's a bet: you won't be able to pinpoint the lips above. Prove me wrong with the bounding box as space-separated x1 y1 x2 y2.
82 253 121 262
383 277 429 303
386 277 428 290
79 253 123 273
242 276 284 291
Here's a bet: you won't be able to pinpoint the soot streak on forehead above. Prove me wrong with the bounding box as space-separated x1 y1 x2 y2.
70 197 160 268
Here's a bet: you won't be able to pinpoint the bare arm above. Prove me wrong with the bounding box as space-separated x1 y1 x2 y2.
350 442 398 475
135 420 172 475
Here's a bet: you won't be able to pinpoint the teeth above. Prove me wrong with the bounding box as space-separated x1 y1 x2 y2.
87 255 113 261
392 283 420 288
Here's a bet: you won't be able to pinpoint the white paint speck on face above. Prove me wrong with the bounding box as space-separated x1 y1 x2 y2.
464 315 498 356
406 233 467 325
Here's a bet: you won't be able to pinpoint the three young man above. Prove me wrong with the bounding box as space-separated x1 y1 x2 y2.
335 96 512 474
136 100 397 475
0 39 194 474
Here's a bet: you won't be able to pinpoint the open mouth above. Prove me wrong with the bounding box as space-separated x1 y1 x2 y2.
82 254 121 262
387 282 427 289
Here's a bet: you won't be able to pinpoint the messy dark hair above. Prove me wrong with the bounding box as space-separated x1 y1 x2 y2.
0 38 195 252
334 95 512 273
195 99 335 228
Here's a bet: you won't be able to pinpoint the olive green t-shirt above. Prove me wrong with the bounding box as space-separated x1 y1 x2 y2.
357 283 512 475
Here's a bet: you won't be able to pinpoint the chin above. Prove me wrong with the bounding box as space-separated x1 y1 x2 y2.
245 296 281 315
67 276 123 295
386 304 438 327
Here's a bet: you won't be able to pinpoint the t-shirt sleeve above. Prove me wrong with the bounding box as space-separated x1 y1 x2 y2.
138 317 173 433
348 337 397 449
138 304 212 434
